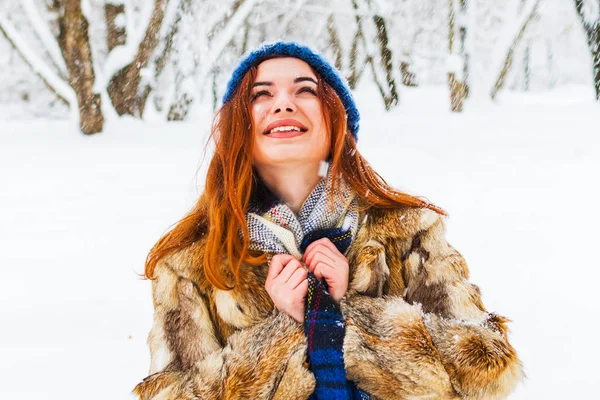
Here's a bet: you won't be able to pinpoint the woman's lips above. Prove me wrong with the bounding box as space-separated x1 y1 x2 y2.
263 118 308 135
266 129 307 139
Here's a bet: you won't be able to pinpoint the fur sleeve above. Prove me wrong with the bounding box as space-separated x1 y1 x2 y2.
133 261 315 400
341 209 523 400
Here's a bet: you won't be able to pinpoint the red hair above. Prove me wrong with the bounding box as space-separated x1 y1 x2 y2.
144 63 446 289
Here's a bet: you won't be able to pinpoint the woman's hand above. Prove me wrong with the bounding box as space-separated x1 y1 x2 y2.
265 254 309 323
302 238 349 303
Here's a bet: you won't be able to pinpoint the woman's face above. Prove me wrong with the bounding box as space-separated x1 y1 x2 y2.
250 57 330 170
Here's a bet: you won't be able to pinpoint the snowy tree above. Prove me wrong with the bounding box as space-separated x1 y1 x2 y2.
448 0 468 112
0 0 180 133
347 0 399 109
488 0 541 100
155 0 401 114
574 0 600 99
504 0 590 92
0 0 597 128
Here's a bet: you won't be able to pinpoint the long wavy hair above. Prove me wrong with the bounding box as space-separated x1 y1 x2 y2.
143 61 446 290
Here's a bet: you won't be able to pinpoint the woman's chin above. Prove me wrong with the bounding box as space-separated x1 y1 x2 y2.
257 152 325 167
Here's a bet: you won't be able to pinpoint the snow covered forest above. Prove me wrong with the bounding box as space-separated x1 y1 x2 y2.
2 1 600 400
1 0 599 133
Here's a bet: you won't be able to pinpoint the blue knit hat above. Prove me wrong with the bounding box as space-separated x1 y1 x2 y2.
222 42 360 141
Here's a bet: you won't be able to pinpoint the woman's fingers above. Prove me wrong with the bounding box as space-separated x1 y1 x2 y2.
304 238 341 260
278 259 303 283
313 262 328 280
287 266 308 289
266 245 348 310
304 246 337 269
266 254 295 289
293 279 309 296
263 255 309 323
306 251 338 274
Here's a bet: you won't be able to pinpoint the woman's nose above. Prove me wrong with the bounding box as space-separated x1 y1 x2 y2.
272 93 296 114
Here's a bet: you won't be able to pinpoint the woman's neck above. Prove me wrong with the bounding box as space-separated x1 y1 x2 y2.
255 161 323 214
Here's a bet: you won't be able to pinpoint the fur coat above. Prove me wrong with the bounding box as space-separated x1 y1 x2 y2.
133 205 523 400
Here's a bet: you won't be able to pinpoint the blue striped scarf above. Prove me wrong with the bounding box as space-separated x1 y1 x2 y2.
245 172 370 399
300 233 370 400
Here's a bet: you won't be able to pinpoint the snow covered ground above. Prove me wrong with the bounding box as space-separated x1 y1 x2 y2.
1 85 598 399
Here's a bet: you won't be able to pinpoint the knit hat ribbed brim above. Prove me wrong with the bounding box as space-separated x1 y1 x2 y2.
222 42 360 141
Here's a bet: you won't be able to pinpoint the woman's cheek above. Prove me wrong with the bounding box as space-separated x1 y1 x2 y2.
251 103 268 127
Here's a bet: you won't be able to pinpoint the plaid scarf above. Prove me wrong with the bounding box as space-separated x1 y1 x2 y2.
245 171 370 399
246 170 360 258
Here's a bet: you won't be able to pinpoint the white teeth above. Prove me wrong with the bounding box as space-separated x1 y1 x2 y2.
268 125 302 133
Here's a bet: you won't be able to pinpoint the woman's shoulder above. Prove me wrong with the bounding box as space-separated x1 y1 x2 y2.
361 202 445 240
152 236 212 290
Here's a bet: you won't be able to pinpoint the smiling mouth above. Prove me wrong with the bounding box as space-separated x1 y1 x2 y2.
264 125 308 135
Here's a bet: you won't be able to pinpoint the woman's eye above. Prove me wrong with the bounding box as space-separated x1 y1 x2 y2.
251 91 271 101
298 87 317 95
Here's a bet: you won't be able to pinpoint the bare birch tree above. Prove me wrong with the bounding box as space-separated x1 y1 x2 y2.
349 0 399 109
107 0 174 116
1 0 102 133
574 0 600 100
490 0 540 100
448 0 467 112
0 0 180 133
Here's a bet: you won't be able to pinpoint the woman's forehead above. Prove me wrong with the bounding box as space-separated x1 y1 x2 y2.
254 57 317 83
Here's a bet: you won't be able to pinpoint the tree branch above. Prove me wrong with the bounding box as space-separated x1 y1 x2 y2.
21 0 68 76
107 0 173 116
490 0 540 100
196 0 259 98
0 15 74 107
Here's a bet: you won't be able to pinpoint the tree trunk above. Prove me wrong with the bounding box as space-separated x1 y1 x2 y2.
521 0 530 91
459 0 470 97
348 0 367 90
573 0 600 100
448 0 466 112
400 61 418 87
327 14 343 71
448 73 466 112
591 25 600 100
108 0 169 117
372 14 399 109
348 25 363 89
105 3 127 52
490 0 540 100
57 0 103 134
349 0 398 109
241 18 250 54
138 0 187 116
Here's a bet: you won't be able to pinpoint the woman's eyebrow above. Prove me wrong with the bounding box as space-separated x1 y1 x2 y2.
252 77 317 88
294 77 318 85
252 81 272 88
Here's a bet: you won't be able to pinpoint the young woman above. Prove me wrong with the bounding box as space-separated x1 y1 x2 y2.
133 42 522 400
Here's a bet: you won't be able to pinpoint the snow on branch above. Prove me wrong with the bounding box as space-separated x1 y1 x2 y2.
122 0 136 44
580 0 600 26
196 0 259 95
0 15 76 108
139 0 182 90
21 0 67 76
487 0 541 99
575 0 600 28
130 0 156 51
102 0 150 83
302 4 376 18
